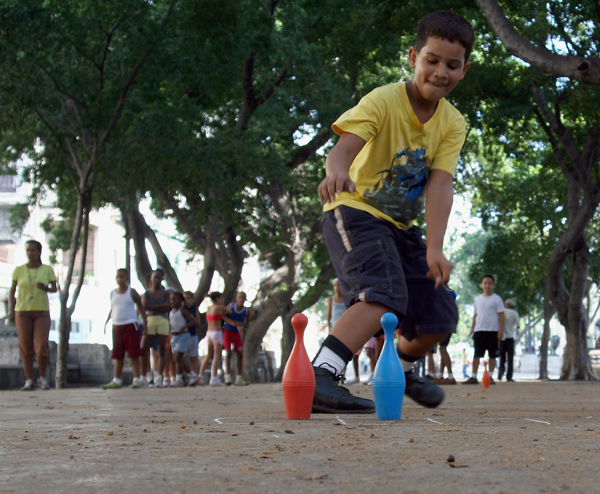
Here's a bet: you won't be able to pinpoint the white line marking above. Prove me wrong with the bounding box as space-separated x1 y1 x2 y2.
336 416 347 425
214 418 224 424
427 418 443 425
524 418 551 425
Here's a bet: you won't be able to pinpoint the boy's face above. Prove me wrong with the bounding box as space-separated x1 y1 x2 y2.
116 272 128 287
481 277 495 295
236 292 246 305
184 294 193 306
408 36 470 103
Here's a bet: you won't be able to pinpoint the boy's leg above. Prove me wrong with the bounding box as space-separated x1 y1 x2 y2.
314 206 453 413
104 325 126 388
114 359 124 380
498 340 506 380
464 334 483 383
131 357 140 379
506 339 515 381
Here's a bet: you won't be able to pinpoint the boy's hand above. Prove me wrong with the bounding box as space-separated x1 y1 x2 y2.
318 132 365 203
318 172 356 203
426 249 453 289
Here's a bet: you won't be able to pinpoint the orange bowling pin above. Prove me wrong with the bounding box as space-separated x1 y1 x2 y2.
282 313 315 419
482 361 491 389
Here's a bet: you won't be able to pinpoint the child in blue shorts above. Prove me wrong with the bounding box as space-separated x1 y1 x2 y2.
312 11 473 413
168 292 197 387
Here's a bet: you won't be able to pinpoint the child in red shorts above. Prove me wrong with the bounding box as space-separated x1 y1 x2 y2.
102 269 147 389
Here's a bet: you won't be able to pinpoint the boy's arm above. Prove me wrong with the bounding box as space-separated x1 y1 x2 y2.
185 306 201 326
470 314 476 338
425 169 454 289
179 308 196 332
131 289 148 328
222 314 240 327
498 311 505 340
318 132 366 203
326 296 333 332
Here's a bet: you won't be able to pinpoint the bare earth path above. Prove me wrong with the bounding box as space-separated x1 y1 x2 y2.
1 380 599 494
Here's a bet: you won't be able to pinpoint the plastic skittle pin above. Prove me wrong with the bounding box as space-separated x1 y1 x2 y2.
482 361 491 389
372 313 406 420
281 313 315 420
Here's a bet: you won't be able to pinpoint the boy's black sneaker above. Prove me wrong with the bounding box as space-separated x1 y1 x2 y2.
404 368 444 408
312 367 376 414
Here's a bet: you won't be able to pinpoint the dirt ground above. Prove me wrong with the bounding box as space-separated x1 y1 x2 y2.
1 379 599 494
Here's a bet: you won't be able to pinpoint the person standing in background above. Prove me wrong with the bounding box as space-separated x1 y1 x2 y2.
498 298 519 382
8 240 57 391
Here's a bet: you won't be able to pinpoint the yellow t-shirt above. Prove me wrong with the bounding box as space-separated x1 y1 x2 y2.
324 82 466 229
12 264 57 312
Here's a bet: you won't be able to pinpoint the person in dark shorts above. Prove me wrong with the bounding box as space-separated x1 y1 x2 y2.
464 274 504 384
312 11 474 413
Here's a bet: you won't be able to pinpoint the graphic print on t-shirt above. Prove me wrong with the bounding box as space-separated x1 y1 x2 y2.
362 146 430 226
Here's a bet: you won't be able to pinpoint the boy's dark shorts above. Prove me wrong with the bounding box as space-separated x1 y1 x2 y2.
322 206 458 342
473 331 499 359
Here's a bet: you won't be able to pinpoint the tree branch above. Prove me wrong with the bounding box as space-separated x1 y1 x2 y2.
476 0 600 86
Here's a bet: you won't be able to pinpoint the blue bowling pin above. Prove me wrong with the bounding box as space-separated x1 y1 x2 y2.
372 312 406 420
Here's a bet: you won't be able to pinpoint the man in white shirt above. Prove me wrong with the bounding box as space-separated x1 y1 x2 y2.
463 274 504 384
498 298 519 382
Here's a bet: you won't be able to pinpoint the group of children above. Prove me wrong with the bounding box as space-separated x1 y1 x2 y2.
102 268 249 390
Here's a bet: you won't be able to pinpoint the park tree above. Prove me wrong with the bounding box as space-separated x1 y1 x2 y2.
474 0 600 379
0 0 176 387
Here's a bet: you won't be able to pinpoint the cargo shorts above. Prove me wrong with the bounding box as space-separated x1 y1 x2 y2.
322 206 458 341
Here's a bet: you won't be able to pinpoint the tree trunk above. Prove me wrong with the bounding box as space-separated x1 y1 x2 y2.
274 262 335 381
276 308 295 382
539 280 553 380
123 203 153 286
56 190 92 388
144 222 182 292
244 288 294 382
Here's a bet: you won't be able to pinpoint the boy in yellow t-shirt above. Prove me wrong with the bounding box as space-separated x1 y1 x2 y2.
312 11 473 414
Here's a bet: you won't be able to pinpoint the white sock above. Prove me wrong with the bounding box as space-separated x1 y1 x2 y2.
448 373 454 379
189 371 198 377
471 372 477 378
113 378 122 385
176 374 183 381
133 377 140 383
25 378 33 386
140 376 148 384
313 347 346 376
211 369 216 379
236 374 242 380
146 371 154 381
400 359 415 372
436 372 443 378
